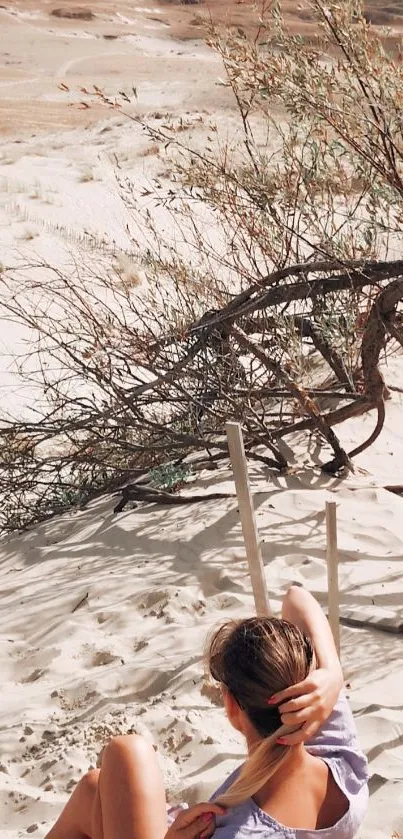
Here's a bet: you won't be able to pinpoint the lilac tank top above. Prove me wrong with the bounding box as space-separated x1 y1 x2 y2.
209 693 369 839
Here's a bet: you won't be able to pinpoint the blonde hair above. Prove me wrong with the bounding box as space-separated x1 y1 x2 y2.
206 617 314 808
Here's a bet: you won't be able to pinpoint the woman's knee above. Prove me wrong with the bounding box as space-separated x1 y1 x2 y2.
79 768 100 798
102 733 155 770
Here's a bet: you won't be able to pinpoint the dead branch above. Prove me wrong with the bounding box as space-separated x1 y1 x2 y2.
294 316 355 392
113 485 235 514
189 260 403 337
344 278 403 460
230 325 353 471
273 396 370 439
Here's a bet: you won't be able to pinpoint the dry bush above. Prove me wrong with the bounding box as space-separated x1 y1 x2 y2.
1 0 403 531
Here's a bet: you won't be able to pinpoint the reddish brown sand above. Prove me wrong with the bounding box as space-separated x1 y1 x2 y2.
1 0 402 137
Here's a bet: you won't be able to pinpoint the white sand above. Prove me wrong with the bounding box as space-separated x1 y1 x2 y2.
1 3 403 837
0 6 237 417
1 390 403 837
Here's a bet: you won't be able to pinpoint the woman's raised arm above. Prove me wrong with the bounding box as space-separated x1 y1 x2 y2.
282 585 342 675
269 586 343 746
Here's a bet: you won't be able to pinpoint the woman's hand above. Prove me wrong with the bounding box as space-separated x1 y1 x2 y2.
165 803 226 839
270 667 344 746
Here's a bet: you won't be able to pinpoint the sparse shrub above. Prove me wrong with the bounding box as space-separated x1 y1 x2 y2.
1 0 403 531
149 463 193 491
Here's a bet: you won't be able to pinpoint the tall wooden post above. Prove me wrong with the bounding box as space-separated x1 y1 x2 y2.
326 500 340 655
226 422 271 615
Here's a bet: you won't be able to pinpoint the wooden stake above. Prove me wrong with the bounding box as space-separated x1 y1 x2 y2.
326 501 340 655
226 422 271 615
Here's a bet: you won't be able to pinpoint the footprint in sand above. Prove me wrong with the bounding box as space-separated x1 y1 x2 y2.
79 642 122 668
282 554 324 583
209 593 245 610
201 680 222 706
91 650 121 667
139 588 171 610
20 668 46 684
133 638 149 653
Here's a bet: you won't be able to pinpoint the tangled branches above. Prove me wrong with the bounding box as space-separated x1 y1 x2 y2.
1 0 403 531
1 255 402 532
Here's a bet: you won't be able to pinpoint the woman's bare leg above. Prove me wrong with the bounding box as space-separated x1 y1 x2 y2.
95 734 167 839
45 734 168 839
45 769 99 839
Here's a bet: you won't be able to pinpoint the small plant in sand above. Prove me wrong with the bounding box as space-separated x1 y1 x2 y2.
29 183 43 200
78 166 96 183
149 463 193 491
1 0 403 531
17 226 39 241
139 143 160 158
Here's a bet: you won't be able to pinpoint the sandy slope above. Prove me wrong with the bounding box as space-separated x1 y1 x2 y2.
1 0 403 138
0 0 237 417
1 2 403 837
0 0 232 136
1 386 403 838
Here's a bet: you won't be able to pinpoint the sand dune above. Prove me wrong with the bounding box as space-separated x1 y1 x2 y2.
1 390 403 836
1 2 403 837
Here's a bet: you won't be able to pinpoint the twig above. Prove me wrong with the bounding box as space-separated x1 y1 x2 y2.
72 592 89 613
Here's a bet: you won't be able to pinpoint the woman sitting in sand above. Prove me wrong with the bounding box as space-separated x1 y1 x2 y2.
45 585 368 839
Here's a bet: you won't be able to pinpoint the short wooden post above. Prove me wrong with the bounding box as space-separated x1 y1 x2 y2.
226 422 271 615
326 501 340 655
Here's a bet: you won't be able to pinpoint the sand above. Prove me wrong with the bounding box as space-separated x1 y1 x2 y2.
1 1 403 837
1 398 403 838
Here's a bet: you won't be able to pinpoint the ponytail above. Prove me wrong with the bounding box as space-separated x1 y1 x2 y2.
206 617 314 809
213 722 299 808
